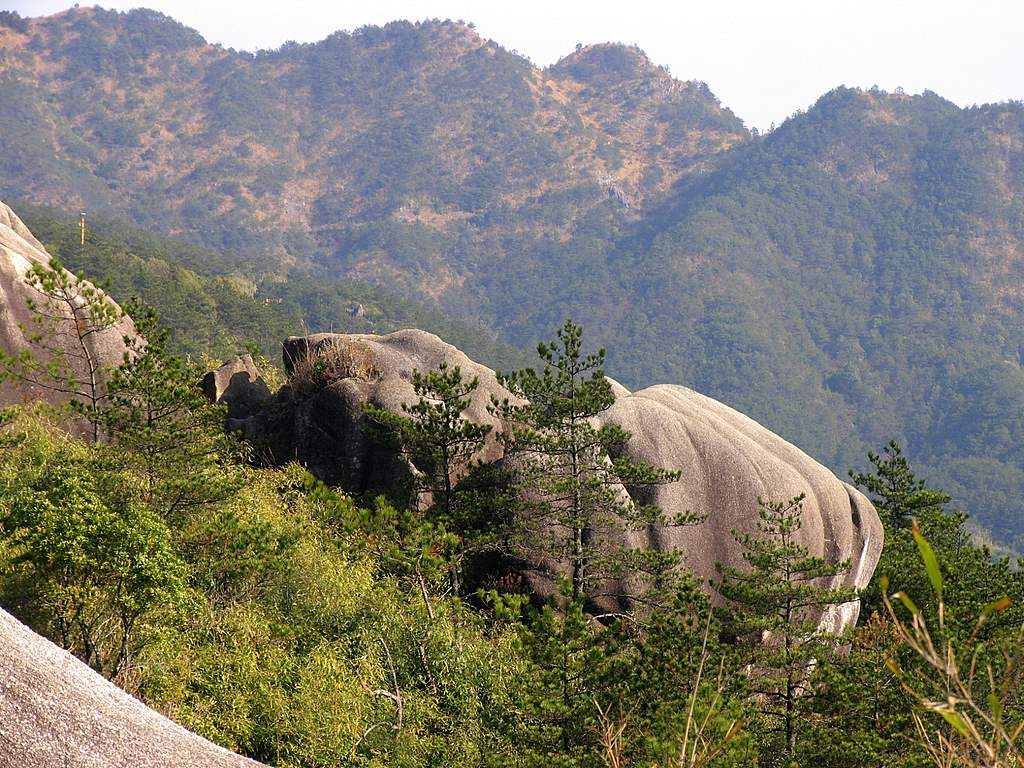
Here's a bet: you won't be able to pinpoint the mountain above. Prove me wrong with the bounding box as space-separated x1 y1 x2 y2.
605 88 1024 547
0 8 744 277
2 7 1023 547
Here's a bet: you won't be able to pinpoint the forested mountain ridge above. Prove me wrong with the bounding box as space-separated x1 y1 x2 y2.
605 87 1024 547
2 6 1024 547
0 7 745 280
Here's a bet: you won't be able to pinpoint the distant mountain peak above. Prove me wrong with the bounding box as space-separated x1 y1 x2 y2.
806 84 959 119
549 42 666 85
29 4 208 53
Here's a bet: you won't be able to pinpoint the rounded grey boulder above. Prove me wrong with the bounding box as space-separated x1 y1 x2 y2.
597 384 882 631
226 329 883 634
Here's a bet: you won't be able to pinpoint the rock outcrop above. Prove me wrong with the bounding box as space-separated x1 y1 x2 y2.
0 607 266 768
593 384 880 632
0 201 134 408
200 354 271 420
220 330 512 491
214 330 884 633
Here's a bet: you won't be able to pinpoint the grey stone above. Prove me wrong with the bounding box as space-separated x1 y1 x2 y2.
0 200 134 410
234 329 884 634
0 607 265 768
202 354 272 419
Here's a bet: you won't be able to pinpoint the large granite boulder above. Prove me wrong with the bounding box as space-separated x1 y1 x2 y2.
593 384 880 631
0 201 134 409
220 330 884 634
229 330 512 491
0 607 266 768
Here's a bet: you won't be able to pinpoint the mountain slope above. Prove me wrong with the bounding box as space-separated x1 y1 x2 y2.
601 88 1024 544
0 8 745 282
3 8 1024 546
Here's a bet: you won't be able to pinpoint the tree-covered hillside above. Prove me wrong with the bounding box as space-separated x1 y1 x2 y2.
0 7 744 278
15 205 527 372
598 89 1024 548
2 7 1024 547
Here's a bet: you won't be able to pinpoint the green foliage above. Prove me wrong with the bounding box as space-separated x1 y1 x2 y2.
366 362 492 517
0 413 189 684
881 529 1024 767
511 585 752 768
4 10 1024 547
4 244 1024 768
17 206 528 372
802 444 1024 768
852 442 1024 638
850 441 951 531
798 613 925 768
496 320 686 609
102 303 246 522
716 494 856 763
0 11 28 33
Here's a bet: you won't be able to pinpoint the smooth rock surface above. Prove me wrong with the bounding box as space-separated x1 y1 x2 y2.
229 330 884 633
0 200 134 408
0 607 266 768
594 384 882 629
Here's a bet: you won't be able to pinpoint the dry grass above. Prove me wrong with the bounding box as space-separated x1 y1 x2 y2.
288 339 381 398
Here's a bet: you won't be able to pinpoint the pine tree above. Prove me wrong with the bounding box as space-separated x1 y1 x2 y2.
849 441 950 531
364 361 496 599
715 494 855 764
852 442 1024 637
0 258 123 442
101 303 244 523
494 320 689 612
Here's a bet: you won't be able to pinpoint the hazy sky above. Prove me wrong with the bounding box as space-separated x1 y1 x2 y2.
10 0 1024 130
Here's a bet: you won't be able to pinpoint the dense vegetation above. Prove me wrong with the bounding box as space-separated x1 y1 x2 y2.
14 205 527 372
1 7 1022 547
2 269 1023 765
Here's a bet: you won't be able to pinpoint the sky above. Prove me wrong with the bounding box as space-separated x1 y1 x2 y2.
9 0 1024 131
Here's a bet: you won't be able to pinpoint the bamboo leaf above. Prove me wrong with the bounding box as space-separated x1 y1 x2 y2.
933 706 969 737
911 519 942 599
892 591 920 616
988 692 1003 723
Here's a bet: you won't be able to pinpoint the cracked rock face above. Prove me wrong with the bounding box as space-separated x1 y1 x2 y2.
0 201 134 409
0 607 266 768
217 330 884 633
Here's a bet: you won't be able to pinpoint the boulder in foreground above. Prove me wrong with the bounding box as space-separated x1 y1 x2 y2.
0 607 266 768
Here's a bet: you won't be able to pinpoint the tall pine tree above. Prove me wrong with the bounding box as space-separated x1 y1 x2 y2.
494 320 690 612
716 494 855 764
